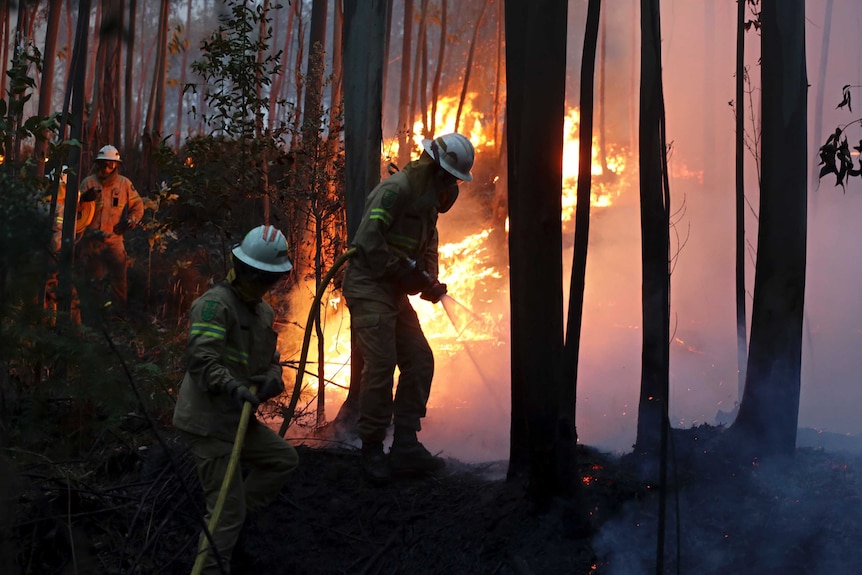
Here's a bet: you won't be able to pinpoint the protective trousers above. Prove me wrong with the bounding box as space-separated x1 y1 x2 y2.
347 296 435 443
80 235 129 311
180 422 298 574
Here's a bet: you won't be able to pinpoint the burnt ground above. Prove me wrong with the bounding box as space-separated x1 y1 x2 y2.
8 423 862 575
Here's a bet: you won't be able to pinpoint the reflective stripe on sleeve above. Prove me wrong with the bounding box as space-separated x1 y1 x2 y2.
224 346 249 365
190 322 227 339
369 207 393 226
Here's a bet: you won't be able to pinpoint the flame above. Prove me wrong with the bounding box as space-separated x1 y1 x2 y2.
384 92 493 163
561 107 627 221
282 94 630 427
385 96 627 219
278 228 505 423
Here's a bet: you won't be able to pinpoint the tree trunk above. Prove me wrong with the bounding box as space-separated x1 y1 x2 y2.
811 0 834 191
634 0 671 463
328 0 387 437
0 5 9 99
734 0 748 405
455 0 488 134
152 0 169 137
269 0 298 132
125 0 136 149
58 0 94 329
732 0 807 459
175 0 193 145
381 0 393 112
430 0 447 137
409 2 427 139
504 0 568 502
34 0 63 176
396 0 413 168
560 0 602 503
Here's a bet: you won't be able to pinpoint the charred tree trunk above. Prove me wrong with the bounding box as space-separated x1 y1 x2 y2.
732 0 807 459
734 0 748 405
634 0 671 465
58 0 94 329
382 0 393 112
560 0 603 507
328 0 387 437
505 0 568 502
811 0 834 191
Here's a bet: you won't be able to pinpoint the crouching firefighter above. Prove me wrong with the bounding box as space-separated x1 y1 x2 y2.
173 225 298 573
342 132 475 484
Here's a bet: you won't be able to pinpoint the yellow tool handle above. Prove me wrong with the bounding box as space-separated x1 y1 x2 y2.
190 384 258 575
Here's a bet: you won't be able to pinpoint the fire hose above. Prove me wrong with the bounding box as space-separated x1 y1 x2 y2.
277 248 357 437
190 384 258 575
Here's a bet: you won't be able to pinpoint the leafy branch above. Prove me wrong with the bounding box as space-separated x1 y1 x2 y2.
818 85 862 190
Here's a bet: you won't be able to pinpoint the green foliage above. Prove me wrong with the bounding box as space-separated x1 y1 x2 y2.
0 47 185 461
185 0 291 200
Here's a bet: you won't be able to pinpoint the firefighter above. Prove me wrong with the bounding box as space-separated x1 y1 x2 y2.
173 225 299 573
77 145 143 316
342 132 475 484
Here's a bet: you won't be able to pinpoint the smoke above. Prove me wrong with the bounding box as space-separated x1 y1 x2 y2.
280 0 862 464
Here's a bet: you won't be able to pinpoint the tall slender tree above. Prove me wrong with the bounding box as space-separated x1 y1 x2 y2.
504 0 568 501
732 0 807 458
734 0 748 404
323 0 388 437
33 0 64 176
560 0 603 502
396 0 413 167
634 0 671 468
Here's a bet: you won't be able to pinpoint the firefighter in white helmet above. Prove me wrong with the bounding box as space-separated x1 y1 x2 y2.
77 145 144 317
341 132 475 484
173 225 298 573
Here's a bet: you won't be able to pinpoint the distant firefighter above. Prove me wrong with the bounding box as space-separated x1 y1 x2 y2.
77 145 143 317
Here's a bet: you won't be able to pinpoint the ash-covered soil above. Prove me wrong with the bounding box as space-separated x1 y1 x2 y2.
9 425 862 575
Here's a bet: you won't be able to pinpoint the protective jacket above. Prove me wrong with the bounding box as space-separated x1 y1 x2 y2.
80 172 143 240
342 164 440 303
173 282 284 442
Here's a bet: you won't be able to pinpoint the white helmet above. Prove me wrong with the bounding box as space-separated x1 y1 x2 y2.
421 133 474 182
232 225 293 273
95 145 122 163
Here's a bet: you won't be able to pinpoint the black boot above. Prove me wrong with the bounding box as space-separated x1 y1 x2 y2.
389 428 445 474
361 441 391 485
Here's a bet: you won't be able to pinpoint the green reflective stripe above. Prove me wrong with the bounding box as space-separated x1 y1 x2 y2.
190 322 226 339
369 208 393 225
386 232 419 250
224 346 249 365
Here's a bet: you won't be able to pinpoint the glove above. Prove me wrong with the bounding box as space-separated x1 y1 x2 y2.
398 269 429 295
396 259 435 295
228 382 261 409
80 188 97 202
113 220 130 234
420 280 447 304
251 375 284 402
